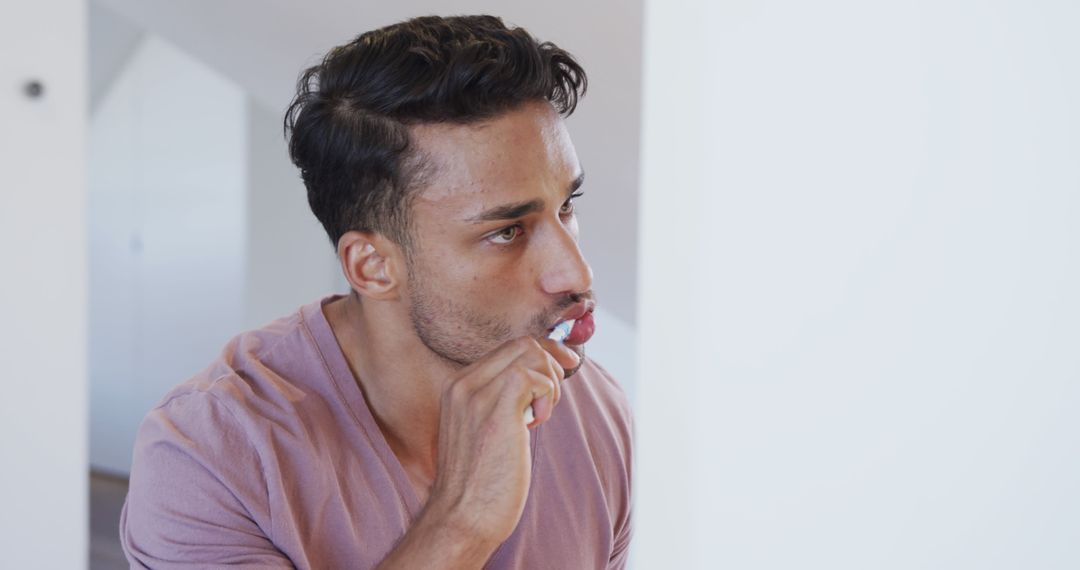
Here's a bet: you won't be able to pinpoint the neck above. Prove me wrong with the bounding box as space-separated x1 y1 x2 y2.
322 293 458 486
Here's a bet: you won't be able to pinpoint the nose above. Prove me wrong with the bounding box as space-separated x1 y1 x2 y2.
537 223 593 296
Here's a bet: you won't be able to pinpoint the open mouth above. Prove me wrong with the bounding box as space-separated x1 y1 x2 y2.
544 299 597 345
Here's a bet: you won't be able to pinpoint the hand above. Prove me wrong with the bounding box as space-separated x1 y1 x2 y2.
427 336 581 548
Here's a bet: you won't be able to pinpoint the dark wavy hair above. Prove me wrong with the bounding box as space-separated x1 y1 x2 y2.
284 15 588 250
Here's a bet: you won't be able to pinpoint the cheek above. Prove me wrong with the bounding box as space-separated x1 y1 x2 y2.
456 261 539 318
418 241 538 300
465 248 533 284
464 263 523 293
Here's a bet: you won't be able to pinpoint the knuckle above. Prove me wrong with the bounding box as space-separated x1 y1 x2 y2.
530 374 555 393
508 364 531 382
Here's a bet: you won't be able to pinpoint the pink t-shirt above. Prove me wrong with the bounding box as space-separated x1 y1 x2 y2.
120 296 633 569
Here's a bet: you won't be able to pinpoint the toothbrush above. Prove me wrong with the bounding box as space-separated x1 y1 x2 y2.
524 319 575 424
547 319 575 344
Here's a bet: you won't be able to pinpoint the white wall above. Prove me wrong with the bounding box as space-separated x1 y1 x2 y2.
244 99 341 330
89 36 248 474
637 1 1080 568
0 1 88 568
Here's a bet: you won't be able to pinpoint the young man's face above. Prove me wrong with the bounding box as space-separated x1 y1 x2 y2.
402 100 594 369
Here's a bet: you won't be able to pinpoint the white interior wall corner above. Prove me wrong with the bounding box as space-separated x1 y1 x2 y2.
89 34 247 475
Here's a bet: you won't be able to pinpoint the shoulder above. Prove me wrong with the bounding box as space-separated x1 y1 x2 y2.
126 305 323 537
148 304 321 433
129 302 340 502
124 376 294 567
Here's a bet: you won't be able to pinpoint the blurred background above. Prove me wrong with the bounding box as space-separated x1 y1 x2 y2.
2 0 1079 568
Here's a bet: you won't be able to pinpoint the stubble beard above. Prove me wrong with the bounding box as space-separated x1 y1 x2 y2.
406 260 586 375
408 280 514 368
406 257 517 368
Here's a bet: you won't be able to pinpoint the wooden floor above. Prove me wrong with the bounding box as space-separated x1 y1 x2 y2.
90 471 129 570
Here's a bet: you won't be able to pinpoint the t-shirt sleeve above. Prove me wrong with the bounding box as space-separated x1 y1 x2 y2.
590 359 635 570
606 414 634 570
607 467 633 569
120 389 294 569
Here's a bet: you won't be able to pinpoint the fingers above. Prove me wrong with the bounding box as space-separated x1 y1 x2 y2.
465 348 562 427
537 336 581 376
515 358 560 427
445 335 581 430
453 337 541 392
469 357 556 421
501 340 566 420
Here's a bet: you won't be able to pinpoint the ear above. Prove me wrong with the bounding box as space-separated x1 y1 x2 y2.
337 231 406 301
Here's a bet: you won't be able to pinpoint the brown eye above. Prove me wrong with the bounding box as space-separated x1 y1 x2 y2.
489 224 522 244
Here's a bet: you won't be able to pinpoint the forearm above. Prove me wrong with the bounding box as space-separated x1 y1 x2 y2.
375 502 500 570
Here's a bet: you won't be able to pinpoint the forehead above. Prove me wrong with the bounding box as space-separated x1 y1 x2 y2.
408 101 580 219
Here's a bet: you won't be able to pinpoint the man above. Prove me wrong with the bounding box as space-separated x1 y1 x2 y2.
121 15 633 569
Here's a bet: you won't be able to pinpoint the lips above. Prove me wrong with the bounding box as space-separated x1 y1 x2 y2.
549 301 595 331
544 300 597 345
564 310 595 345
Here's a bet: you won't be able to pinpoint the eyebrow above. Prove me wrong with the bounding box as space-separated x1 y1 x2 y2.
466 172 586 224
